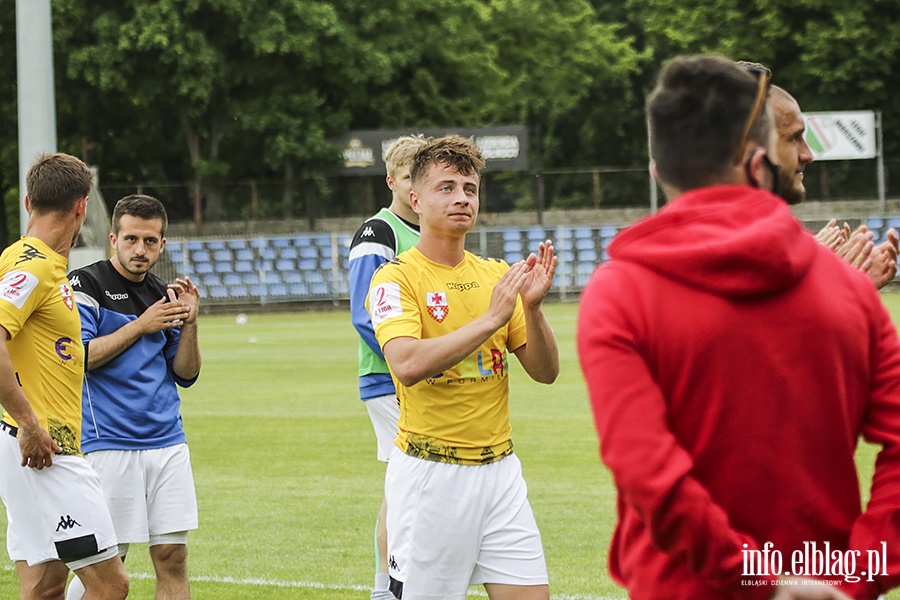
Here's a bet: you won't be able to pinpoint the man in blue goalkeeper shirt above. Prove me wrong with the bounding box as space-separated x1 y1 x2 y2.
66 194 201 600
349 134 429 600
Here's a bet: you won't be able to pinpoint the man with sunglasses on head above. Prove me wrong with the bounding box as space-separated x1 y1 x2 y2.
578 55 900 599
738 61 899 288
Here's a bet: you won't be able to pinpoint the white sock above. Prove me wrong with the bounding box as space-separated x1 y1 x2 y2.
65 575 86 600
375 572 390 591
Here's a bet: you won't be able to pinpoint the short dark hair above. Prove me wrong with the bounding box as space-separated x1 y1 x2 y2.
25 153 93 214
410 135 486 186
112 194 168 236
647 55 772 191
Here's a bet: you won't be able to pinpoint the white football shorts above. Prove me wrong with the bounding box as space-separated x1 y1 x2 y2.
385 448 548 599
365 394 400 462
0 429 118 568
86 444 198 543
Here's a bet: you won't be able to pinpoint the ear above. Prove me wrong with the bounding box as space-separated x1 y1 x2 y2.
386 175 395 192
23 196 31 214
75 196 88 219
160 237 167 252
745 147 768 188
109 231 117 249
409 189 421 214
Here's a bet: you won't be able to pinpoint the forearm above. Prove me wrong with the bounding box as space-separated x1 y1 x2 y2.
0 342 38 429
384 313 503 387
85 319 146 370
514 305 559 383
172 322 201 380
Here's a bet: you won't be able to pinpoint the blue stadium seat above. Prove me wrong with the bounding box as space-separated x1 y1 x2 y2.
268 284 289 297
207 240 227 251
241 273 258 285
209 285 229 299
298 258 317 271
213 250 232 263
272 237 292 248
289 282 310 296
259 248 276 261
574 227 593 239
276 259 295 272
299 246 318 259
235 249 254 262
256 260 274 272
186 240 204 252
228 239 248 250
229 285 249 297
600 226 618 239
250 284 267 297
250 237 269 249
214 261 233 274
279 247 299 260
310 282 330 296
503 240 521 253
282 271 303 284
575 238 595 251
234 261 254 273
262 271 281 284
505 252 524 263
191 250 211 263
223 273 241 285
200 273 222 286
503 229 520 242
193 261 214 275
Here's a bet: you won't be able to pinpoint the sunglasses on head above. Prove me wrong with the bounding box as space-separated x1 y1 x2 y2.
733 63 773 163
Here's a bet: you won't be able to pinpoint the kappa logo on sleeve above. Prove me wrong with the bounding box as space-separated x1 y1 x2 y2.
0 270 39 309
370 282 402 326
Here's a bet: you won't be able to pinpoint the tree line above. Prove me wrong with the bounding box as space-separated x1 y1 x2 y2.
1 0 898 244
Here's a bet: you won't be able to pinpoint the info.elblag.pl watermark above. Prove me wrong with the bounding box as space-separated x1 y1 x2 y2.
742 541 889 584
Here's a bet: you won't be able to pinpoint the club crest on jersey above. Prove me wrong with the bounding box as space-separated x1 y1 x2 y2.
59 284 73 310
426 291 449 323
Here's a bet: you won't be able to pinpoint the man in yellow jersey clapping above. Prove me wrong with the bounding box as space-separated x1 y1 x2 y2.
367 135 559 600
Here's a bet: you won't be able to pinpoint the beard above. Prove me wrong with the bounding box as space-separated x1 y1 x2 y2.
779 170 805 205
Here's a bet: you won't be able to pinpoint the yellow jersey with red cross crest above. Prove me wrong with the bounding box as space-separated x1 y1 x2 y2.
368 246 527 465
0 237 84 455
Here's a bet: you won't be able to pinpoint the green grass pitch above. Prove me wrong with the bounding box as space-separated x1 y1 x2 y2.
0 296 898 599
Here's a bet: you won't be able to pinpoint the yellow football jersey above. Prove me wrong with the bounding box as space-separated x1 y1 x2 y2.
0 237 84 455
368 246 527 465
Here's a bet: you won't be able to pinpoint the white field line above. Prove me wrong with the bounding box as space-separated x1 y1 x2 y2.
3 564 623 599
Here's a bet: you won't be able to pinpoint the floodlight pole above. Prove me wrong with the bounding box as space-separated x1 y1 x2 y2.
876 110 886 213
16 0 58 236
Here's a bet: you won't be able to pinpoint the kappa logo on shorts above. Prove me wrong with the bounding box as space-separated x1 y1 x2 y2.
426 291 449 323
388 554 398 571
56 515 81 531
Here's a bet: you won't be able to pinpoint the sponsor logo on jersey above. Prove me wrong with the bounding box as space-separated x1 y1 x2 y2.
446 281 479 292
426 291 449 323
0 270 38 309
362 226 375 237
55 337 74 361
60 283 73 310
69 275 81 288
105 290 129 301
15 243 46 265
370 282 402 325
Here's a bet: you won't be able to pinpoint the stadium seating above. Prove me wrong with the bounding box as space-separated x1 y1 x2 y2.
161 226 634 305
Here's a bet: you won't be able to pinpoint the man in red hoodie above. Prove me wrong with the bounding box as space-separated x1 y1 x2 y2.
577 54 900 600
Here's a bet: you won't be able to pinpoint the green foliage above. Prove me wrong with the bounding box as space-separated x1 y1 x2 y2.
1 0 898 225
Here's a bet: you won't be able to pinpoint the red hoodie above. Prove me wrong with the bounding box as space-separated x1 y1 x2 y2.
577 185 900 600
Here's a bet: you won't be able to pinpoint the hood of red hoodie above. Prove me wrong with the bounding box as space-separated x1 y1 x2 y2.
608 185 818 299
